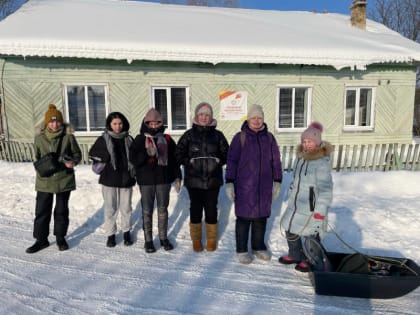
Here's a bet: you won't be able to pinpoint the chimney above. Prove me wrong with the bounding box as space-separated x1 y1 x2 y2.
350 0 367 30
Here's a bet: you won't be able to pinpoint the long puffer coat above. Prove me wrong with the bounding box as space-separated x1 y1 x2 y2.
280 142 333 238
225 122 282 219
175 123 229 190
34 124 82 193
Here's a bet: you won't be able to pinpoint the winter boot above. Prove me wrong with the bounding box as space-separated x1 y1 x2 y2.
189 223 203 252
56 236 69 251
26 239 50 254
205 223 218 252
144 241 156 253
237 252 253 264
160 239 174 251
106 234 116 247
123 231 133 246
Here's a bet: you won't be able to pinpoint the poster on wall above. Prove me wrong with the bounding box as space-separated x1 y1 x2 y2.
219 90 248 121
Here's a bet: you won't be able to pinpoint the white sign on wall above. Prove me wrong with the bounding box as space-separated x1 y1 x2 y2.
219 90 248 121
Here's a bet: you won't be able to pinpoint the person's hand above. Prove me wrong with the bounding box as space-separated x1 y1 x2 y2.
64 162 74 169
225 183 235 201
174 178 181 193
147 146 157 157
272 182 281 200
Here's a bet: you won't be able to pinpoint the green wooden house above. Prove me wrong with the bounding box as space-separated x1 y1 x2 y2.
0 0 419 148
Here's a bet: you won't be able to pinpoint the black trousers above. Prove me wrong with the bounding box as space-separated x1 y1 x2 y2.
235 216 268 253
187 187 219 224
33 191 71 241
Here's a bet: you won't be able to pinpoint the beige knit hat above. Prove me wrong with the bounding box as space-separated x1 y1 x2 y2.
247 104 264 120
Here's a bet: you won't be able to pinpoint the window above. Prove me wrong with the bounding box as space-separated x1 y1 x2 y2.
152 86 189 132
276 86 312 131
344 87 375 130
64 84 108 134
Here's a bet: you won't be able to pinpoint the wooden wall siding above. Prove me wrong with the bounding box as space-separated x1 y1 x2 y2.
0 57 417 145
1 139 419 172
109 83 146 134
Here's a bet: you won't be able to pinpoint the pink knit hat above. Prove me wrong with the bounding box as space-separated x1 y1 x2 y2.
301 122 323 146
144 108 163 124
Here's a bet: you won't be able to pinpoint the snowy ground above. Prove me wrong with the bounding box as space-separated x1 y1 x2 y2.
0 161 419 314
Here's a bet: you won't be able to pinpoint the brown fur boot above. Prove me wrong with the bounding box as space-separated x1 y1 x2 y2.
189 223 203 252
206 223 218 251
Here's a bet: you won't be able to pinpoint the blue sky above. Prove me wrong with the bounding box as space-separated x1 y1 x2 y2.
136 0 356 14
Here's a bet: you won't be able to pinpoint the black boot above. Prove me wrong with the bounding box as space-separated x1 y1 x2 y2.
56 236 69 251
26 239 49 254
106 234 116 247
144 241 156 253
123 231 133 246
160 239 174 251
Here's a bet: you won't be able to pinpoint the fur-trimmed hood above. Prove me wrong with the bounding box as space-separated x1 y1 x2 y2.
296 141 332 161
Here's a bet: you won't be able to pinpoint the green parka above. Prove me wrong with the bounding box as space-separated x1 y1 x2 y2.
34 124 82 193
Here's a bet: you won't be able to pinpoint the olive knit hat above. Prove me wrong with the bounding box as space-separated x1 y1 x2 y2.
44 104 63 124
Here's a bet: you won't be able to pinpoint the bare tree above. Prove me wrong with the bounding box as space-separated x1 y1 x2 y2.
368 0 419 43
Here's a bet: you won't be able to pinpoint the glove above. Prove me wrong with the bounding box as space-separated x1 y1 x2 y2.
225 183 235 201
146 146 157 156
313 213 325 220
272 182 281 201
174 178 181 193
214 157 220 164
189 158 194 164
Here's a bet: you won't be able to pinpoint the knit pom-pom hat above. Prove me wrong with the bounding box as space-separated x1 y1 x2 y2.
301 122 323 146
44 104 63 124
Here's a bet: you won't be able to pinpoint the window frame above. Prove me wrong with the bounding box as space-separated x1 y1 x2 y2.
275 84 313 133
63 83 109 137
343 85 376 131
150 85 190 134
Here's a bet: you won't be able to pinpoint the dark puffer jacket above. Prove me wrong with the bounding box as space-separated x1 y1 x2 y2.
34 124 82 193
129 122 181 186
176 123 229 190
225 122 282 219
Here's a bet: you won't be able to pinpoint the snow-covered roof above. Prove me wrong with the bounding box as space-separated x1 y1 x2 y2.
0 0 420 70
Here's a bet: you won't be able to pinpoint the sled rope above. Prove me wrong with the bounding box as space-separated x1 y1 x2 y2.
327 222 418 276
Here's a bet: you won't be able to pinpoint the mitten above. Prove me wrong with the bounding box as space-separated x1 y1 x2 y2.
225 183 235 201
174 178 181 193
146 146 157 157
313 213 327 239
272 182 281 200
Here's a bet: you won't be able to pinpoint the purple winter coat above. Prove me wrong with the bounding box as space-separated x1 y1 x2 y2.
225 122 282 219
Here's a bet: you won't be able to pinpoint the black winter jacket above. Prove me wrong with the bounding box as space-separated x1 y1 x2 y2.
89 135 136 188
175 123 229 190
129 124 181 186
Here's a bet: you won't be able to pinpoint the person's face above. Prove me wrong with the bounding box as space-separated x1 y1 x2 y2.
248 116 264 132
302 139 317 152
47 120 62 132
197 113 211 126
148 121 160 129
110 118 123 134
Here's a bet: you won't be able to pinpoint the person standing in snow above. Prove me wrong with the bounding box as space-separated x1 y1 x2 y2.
175 102 229 252
279 122 333 272
89 112 136 248
129 108 181 253
26 104 82 254
225 104 283 264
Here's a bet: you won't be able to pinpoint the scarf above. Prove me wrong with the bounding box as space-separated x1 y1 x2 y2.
144 132 168 166
103 130 135 176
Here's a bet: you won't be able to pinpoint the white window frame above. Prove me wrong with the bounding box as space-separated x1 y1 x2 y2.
343 85 376 131
63 83 109 137
275 84 312 132
150 85 190 135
